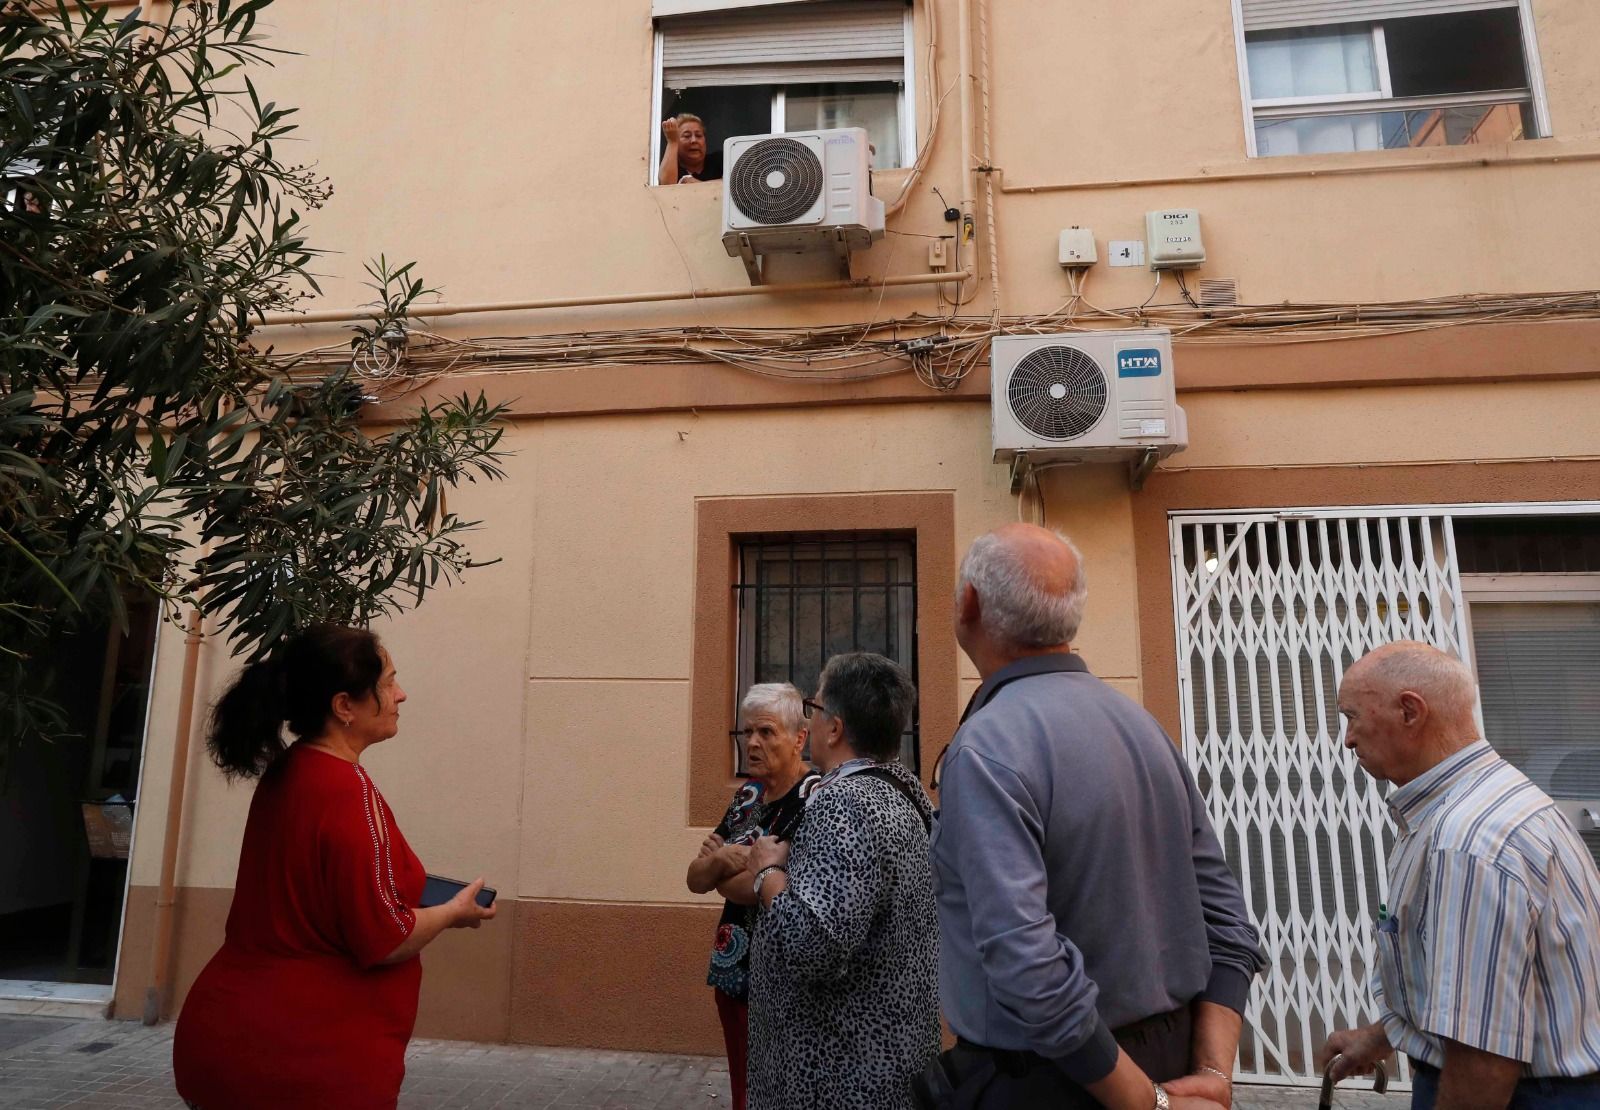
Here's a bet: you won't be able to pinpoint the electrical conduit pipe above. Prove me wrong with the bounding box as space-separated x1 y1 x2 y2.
144 607 203 1025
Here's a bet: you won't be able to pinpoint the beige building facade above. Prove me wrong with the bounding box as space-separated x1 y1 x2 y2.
66 0 1600 1083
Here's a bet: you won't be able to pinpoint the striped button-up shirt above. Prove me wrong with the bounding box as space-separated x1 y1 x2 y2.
1373 740 1600 1077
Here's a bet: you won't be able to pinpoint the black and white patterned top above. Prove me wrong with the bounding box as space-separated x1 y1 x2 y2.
747 759 940 1110
706 772 820 1000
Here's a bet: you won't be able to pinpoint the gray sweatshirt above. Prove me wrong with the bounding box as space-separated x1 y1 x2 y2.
930 654 1264 1085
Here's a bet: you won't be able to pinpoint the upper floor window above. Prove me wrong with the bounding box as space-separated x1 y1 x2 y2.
652 0 913 184
1237 1 1548 157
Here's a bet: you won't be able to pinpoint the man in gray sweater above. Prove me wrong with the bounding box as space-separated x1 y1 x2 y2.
929 524 1264 1110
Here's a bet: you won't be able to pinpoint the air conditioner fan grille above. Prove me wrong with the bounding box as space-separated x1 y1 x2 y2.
1006 346 1108 440
729 137 825 225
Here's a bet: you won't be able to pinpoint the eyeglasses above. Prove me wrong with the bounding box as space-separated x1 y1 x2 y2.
802 698 830 720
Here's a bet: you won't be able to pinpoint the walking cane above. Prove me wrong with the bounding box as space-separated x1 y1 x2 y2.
1318 1055 1389 1110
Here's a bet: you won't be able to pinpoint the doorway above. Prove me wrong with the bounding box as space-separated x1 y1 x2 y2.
0 600 159 992
1168 502 1600 1086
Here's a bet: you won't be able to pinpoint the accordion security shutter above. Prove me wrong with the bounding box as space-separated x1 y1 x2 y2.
1240 0 1517 31
662 1 906 89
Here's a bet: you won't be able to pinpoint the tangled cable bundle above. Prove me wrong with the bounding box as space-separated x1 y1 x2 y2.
285 289 1600 397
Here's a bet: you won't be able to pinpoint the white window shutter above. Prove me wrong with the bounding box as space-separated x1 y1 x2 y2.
1471 600 1600 871
662 1 906 89
1241 0 1517 32
654 0 817 15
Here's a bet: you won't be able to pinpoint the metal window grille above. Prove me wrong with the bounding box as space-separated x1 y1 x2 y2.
1170 509 1477 1086
733 532 917 774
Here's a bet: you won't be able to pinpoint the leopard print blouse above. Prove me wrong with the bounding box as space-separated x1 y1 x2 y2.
747 760 940 1110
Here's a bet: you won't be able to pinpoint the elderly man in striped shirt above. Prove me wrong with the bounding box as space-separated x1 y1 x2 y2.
1321 641 1600 1110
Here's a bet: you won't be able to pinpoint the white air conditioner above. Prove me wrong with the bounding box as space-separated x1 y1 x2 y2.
991 329 1188 483
721 127 885 284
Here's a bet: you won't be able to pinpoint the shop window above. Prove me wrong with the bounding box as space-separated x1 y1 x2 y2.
1237 3 1546 157
653 0 912 183
733 533 918 772
1459 514 1600 869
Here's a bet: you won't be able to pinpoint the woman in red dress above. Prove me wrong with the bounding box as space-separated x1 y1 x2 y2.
173 625 495 1110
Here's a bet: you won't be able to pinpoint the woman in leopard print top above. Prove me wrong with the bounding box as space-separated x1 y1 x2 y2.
746 653 939 1110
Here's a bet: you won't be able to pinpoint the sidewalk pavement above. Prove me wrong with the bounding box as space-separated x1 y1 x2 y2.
0 1014 1405 1109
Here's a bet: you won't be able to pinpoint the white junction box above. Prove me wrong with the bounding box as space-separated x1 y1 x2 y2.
1108 240 1145 268
1058 227 1097 267
1145 208 1205 269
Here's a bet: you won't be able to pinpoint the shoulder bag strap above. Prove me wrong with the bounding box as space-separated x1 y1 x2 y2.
855 767 933 834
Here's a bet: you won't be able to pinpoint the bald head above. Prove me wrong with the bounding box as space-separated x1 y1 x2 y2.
1345 641 1478 721
1338 641 1480 784
957 524 1086 649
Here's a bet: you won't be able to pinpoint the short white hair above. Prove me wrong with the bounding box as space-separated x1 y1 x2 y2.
957 530 1087 648
1356 641 1478 719
739 682 805 735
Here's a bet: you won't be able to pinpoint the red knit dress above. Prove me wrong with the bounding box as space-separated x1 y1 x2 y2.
174 743 426 1109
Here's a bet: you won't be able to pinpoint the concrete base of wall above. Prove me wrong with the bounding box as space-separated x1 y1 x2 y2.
114 886 724 1055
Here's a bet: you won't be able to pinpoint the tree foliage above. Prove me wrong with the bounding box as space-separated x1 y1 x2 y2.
0 1 508 753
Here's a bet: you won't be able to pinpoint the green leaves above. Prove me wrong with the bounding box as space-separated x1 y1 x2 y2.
1 1 507 748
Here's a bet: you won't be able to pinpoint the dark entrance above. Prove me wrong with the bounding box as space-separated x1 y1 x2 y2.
0 601 159 986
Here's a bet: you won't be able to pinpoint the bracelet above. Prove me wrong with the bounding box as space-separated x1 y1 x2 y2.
1193 1065 1232 1084
752 864 787 898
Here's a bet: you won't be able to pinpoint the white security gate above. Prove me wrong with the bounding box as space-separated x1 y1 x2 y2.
1170 510 1472 1085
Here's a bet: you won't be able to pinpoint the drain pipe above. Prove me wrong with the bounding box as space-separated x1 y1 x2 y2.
976 0 1002 319
951 0 980 307
956 0 976 221
143 607 203 1025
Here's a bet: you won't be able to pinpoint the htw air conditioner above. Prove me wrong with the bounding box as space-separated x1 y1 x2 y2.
721 127 884 284
990 329 1188 489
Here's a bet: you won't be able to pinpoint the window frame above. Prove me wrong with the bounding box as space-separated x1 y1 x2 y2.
648 2 917 185
1230 0 1553 158
687 492 957 827
1244 23 1393 110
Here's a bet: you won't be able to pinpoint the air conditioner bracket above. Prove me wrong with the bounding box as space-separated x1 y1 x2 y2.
830 228 853 280
734 234 764 286
1008 452 1030 495
1129 447 1159 491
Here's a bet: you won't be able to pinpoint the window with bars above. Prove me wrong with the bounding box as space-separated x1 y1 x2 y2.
652 0 912 183
1237 2 1545 158
733 532 917 774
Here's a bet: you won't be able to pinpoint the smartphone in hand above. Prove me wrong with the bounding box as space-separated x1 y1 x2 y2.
419 874 497 909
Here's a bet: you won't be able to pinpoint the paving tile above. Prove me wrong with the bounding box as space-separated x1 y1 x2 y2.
0 1014 1408 1110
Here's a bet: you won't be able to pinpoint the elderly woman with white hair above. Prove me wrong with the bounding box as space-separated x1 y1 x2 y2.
686 682 819 1110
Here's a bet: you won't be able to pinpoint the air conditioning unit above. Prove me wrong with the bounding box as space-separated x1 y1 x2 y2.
991 329 1188 487
721 127 885 284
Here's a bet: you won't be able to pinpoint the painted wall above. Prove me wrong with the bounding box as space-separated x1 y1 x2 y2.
109 0 1600 1041
128 374 1600 901
134 402 1102 900
231 0 1600 348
